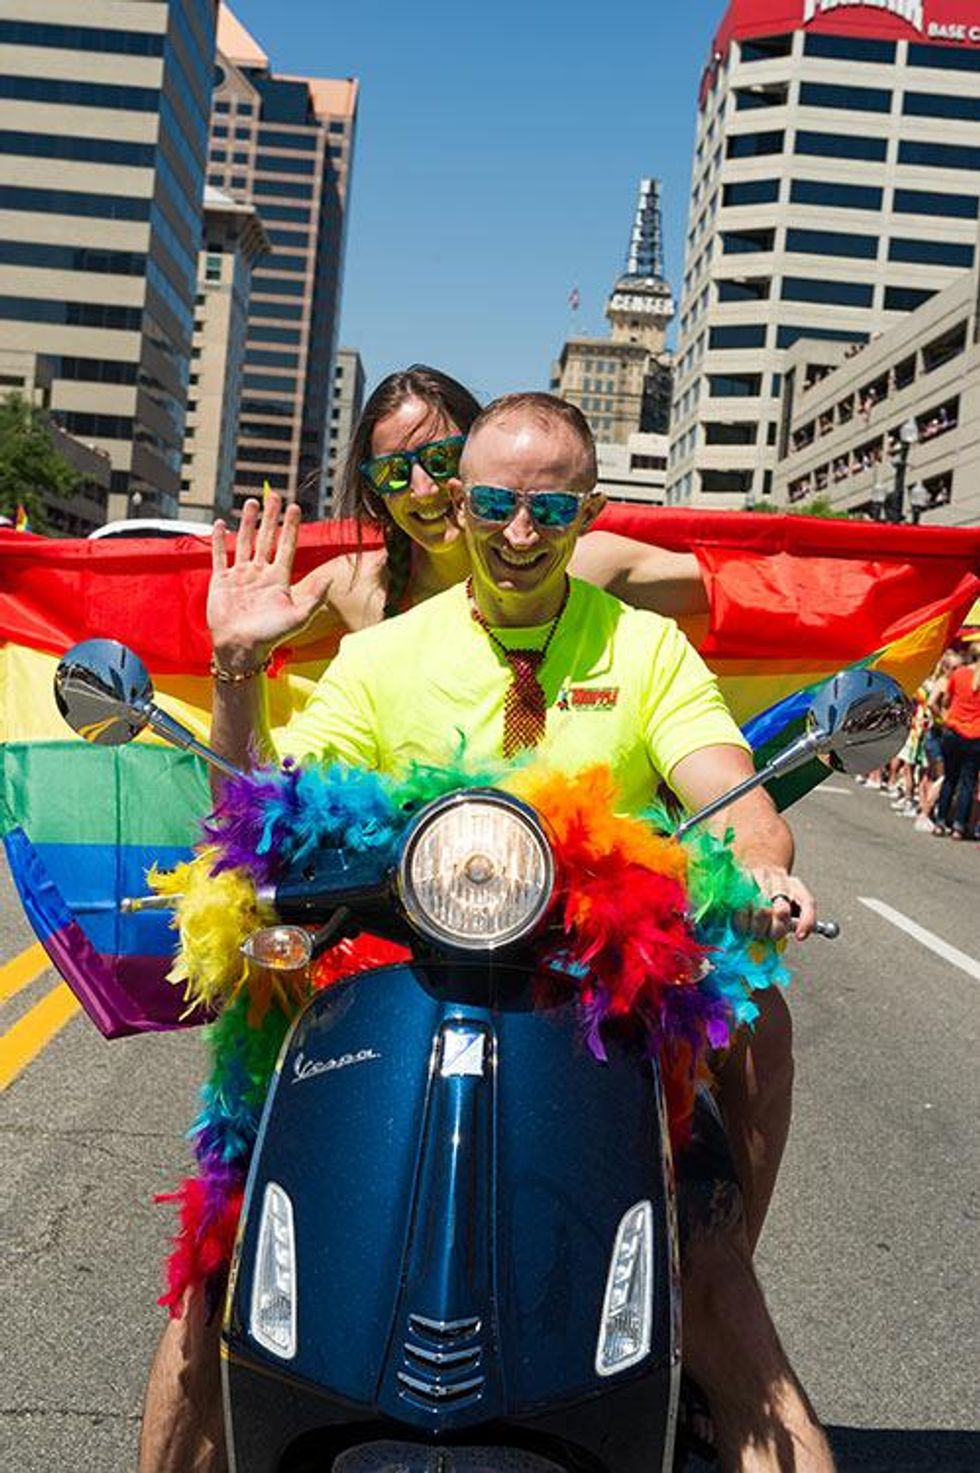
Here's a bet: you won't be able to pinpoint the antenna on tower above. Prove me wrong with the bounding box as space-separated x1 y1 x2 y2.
625 178 665 282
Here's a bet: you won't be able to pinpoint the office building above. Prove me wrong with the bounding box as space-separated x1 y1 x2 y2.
0 348 111 533
180 187 268 522
324 346 365 516
209 4 358 517
596 431 670 505
773 252 980 526
667 0 980 509
0 0 218 521
553 178 674 442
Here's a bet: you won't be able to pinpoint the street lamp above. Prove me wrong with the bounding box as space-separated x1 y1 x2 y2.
908 481 929 525
887 416 919 523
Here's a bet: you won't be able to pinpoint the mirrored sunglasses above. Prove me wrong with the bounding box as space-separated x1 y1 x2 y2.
465 485 588 529
360 435 465 495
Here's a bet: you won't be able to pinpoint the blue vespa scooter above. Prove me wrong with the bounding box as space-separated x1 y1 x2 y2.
54 643 911 1473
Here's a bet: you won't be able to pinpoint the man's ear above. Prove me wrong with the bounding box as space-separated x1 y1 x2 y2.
448 480 466 527
580 490 606 532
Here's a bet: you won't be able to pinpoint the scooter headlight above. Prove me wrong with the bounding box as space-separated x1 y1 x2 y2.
596 1199 654 1376
397 790 554 951
249 1181 297 1359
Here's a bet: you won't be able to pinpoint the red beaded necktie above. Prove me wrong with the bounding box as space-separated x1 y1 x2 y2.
467 577 570 758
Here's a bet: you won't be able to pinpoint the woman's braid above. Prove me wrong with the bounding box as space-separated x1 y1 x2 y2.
383 522 414 619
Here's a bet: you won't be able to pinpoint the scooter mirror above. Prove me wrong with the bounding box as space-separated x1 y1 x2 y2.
806 668 914 775
54 638 154 745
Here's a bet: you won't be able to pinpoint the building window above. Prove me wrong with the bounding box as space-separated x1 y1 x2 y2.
255 153 317 175
795 130 887 162
214 100 231 113
776 325 869 349
722 178 779 206
212 125 228 138
211 148 227 162
249 324 302 344
894 355 916 391
0 19 165 55
708 324 767 350
0 128 154 167
883 285 936 313
903 90 980 123
205 253 222 282
726 130 784 159
898 140 980 172
700 469 753 497
786 227 877 259
888 237 974 269
245 348 301 368
739 34 792 62
233 151 248 164
249 298 304 320
231 175 247 188
893 187 978 220
907 42 980 73
799 82 891 113
704 422 757 445
0 73 160 112
256 203 311 223
921 322 967 374
258 128 319 151
717 277 770 302
781 276 874 308
734 84 788 110
708 373 762 398
790 179 882 211
252 177 315 199
803 32 895 63
721 228 775 255
237 470 289 488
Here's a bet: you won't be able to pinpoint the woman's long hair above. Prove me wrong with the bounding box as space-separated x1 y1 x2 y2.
337 365 481 617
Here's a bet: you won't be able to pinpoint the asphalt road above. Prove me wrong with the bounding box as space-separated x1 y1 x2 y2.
1 780 977 1472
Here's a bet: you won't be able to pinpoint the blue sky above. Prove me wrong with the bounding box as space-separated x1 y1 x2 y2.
229 0 728 401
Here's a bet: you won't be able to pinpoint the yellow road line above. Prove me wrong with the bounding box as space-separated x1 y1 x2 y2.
0 941 50 1003
0 982 81 1091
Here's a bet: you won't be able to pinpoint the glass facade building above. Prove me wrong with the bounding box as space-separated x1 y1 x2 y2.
0 1 218 518
203 6 357 517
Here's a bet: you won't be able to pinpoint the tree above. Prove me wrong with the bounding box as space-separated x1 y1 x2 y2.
0 393 81 533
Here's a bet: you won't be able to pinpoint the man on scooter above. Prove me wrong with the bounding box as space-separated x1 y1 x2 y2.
141 393 832 1472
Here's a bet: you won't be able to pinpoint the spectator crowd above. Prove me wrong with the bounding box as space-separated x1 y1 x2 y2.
855 643 980 842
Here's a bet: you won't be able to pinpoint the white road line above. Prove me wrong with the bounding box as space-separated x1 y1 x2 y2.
812 785 851 794
858 897 980 981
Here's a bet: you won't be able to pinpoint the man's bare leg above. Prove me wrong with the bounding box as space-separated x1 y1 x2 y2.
683 1196 835 1473
138 1288 226 1473
714 987 794 1251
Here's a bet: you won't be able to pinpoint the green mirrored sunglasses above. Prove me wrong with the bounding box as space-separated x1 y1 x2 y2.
359 435 465 495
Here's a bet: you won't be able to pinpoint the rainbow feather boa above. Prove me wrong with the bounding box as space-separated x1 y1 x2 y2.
156 757 789 1314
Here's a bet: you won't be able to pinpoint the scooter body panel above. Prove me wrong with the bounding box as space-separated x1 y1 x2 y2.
225 959 678 1470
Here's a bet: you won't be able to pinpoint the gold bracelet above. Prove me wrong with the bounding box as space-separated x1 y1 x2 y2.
209 652 272 684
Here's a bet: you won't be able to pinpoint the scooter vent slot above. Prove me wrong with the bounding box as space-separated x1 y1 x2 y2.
399 1315 486 1410
408 1314 481 1340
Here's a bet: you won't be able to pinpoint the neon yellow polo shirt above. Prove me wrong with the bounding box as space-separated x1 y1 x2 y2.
274 579 748 812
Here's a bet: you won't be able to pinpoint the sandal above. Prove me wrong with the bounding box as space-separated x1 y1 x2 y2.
676 1373 718 1465
932 823 949 836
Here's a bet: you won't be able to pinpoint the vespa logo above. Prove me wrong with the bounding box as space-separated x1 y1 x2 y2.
291 1047 381 1084
803 0 924 32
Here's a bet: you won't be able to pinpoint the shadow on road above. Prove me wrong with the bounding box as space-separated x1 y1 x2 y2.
826 1426 980 1470
687 1426 980 1471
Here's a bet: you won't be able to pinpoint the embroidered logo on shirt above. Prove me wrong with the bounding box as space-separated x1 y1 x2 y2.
556 682 620 712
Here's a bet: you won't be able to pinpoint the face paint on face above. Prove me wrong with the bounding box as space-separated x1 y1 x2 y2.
457 416 602 626
369 398 465 554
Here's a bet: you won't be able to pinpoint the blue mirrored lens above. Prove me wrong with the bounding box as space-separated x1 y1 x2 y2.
529 493 580 527
469 486 518 522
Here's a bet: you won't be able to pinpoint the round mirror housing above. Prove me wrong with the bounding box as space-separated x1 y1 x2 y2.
54 638 154 746
806 668 913 775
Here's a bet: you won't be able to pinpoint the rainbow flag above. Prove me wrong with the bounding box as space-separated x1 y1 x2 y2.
2 511 978 1037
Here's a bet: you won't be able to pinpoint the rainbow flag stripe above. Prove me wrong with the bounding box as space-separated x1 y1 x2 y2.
2 512 978 1037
